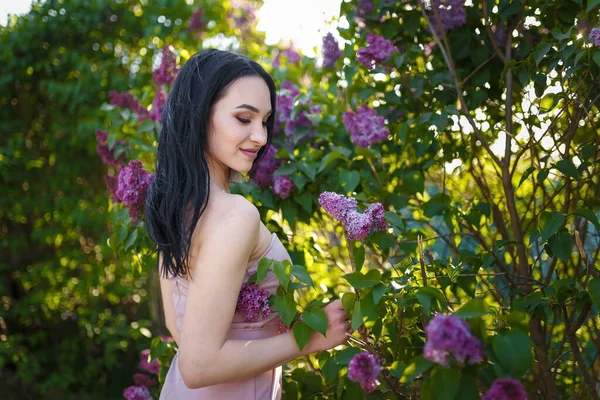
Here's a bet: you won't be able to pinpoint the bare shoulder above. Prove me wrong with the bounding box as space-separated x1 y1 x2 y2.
188 194 260 273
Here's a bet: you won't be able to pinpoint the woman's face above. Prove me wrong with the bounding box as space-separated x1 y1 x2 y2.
207 76 271 174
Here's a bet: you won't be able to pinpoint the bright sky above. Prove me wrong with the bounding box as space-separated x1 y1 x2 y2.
0 0 342 56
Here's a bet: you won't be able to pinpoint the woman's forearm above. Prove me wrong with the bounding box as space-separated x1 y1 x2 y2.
180 331 310 389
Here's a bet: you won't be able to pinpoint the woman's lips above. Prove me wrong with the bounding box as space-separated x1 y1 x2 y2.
240 149 258 159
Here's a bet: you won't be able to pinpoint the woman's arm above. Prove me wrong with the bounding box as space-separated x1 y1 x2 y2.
159 258 180 345
177 197 349 389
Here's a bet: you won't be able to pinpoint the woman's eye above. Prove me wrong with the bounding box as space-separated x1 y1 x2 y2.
236 117 251 124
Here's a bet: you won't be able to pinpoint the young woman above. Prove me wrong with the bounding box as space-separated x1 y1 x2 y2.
145 49 351 399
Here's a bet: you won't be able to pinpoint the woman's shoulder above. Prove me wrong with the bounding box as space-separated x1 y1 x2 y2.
192 193 260 245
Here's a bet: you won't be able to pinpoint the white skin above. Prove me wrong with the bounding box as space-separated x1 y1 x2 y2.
159 76 351 388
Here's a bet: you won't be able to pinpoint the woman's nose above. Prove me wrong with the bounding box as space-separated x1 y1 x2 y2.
250 123 268 146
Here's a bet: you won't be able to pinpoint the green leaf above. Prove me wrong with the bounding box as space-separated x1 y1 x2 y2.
256 258 272 284
302 307 328 336
292 321 313 351
454 299 490 318
291 264 314 287
318 151 345 172
400 355 433 383
351 301 363 331
273 260 292 290
540 211 565 242
587 0 600 12
416 287 448 314
275 163 296 176
534 42 551 66
517 167 535 190
274 294 297 326
492 330 534 377
298 162 317 181
423 193 450 218
342 269 382 289
593 50 600 68
547 229 572 261
431 367 459 400
124 229 138 251
384 211 404 229
342 292 356 315
372 283 389 305
574 208 600 231
352 244 365 271
588 279 600 310
537 169 549 183
554 159 581 179
341 170 360 193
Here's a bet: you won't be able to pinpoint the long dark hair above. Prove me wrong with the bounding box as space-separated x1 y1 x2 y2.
145 49 277 279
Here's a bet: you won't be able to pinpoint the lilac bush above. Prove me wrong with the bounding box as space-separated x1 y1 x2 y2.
153 46 179 86
322 33 343 68
356 33 397 70
273 176 294 199
116 160 154 224
123 385 152 400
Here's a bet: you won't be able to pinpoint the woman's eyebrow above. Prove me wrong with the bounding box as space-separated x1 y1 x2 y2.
235 104 272 115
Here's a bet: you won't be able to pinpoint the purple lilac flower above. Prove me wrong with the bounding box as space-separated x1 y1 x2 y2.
482 378 528 400
123 385 152 400
365 203 386 232
342 104 389 147
272 53 281 68
109 91 150 121
318 192 358 223
133 373 157 387
116 160 154 224
423 314 484 366
138 349 160 375
347 352 382 393
430 0 467 35
357 0 374 20
356 33 397 70
236 283 271 322
187 7 204 32
278 315 302 334
249 145 283 189
95 129 126 166
589 27 600 47
285 44 301 63
104 174 120 203
233 2 257 30
322 33 343 68
149 86 167 123
273 176 294 199
345 211 372 241
153 46 179 86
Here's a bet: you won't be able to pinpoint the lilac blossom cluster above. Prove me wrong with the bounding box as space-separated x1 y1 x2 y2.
138 349 160 375
430 0 467 35
342 104 389 147
273 176 294 199
589 27 600 47
231 1 257 31
318 192 387 241
187 7 204 33
153 46 179 86
482 378 528 400
95 129 126 166
347 352 382 393
356 33 397 70
109 90 149 121
276 81 320 138
423 314 484 366
236 283 271 322
149 86 167 123
133 373 157 388
105 174 120 203
278 315 302 334
284 43 301 63
116 160 154 224
356 0 374 21
249 144 283 189
322 33 343 68
122 385 152 400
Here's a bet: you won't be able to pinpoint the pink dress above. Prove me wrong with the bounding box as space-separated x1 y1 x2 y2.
160 232 291 400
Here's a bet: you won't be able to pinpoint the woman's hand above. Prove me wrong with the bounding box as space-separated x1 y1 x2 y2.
303 299 351 355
